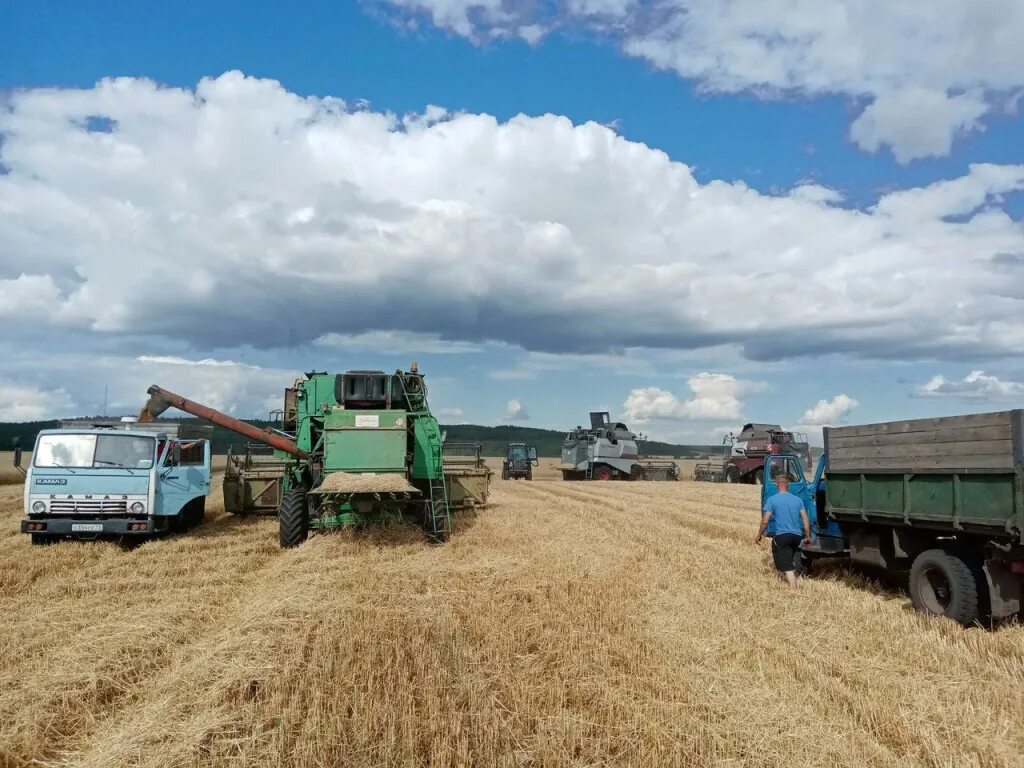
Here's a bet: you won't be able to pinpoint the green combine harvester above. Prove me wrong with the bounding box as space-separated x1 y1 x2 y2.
141 364 471 548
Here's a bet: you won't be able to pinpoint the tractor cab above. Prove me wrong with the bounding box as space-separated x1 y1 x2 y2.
503 442 538 480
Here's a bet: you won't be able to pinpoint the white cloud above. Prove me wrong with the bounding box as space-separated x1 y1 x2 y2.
1 73 1023 365
0 379 75 421
383 0 1024 161
315 330 483 355
623 372 764 422
438 407 466 421
505 399 530 420
917 370 1024 399
798 394 859 426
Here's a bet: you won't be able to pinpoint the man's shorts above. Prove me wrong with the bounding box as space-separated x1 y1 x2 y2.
771 533 802 572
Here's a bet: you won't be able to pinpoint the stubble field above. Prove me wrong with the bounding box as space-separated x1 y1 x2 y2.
0 473 1022 767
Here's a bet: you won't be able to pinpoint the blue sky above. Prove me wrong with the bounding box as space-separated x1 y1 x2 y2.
1 0 1022 443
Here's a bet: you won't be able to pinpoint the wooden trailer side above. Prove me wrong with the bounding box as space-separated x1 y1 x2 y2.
825 410 1022 474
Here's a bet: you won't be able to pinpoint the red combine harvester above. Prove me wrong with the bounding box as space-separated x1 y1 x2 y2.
693 423 811 485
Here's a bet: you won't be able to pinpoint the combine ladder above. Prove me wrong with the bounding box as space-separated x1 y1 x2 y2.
425 436 452 540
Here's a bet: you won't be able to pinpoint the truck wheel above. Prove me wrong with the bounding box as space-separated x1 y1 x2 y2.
525 468 533 481
278 488 309 549
31 534 55 546
185 498 206 529
909 549 979 625
754 469 764 486
725 466 741 484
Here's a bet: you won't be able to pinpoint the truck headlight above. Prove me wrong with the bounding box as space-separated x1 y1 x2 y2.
130 501 145 514
32 500 46 514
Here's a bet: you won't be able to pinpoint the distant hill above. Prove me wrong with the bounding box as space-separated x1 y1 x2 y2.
0 418 725 458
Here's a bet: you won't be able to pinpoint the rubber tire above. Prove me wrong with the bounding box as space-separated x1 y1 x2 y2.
595 466 613 481
30 534 55 546
525 468 532 481
278 488 309 549
185 498 206 529
562 470 575 481
909 549 979 625
502 467 510 480
725 465 741 484
754 469 764 486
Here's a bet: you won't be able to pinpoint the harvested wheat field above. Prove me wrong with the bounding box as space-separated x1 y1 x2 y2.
1 477 1022 768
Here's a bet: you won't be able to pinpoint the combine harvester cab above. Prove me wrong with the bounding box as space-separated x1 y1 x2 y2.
560 411 679 481
18 420 212 545
144 363 486 548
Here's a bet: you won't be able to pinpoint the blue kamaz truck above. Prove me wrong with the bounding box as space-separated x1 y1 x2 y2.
16 419 212 544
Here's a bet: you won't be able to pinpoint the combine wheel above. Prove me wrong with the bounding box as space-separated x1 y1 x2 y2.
725 465 741 484
561 470 574 481
594 465 614 481
754 469 764 486
909 549 979 625
278 488 309 549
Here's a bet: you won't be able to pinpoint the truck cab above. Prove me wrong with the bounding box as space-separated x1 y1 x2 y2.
759 453 846 558
18 428 211 544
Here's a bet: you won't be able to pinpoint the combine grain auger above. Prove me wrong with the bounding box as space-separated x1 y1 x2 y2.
141 364 481 547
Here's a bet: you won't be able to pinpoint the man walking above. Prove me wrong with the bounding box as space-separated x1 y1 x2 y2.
755 475 812 587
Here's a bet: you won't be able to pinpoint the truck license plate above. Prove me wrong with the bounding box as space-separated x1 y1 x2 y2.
71 523 103 533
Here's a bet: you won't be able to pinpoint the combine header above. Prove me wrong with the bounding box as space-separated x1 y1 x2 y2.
141 364 478 547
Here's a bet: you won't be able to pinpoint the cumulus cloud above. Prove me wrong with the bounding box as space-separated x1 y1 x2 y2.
0 379 75 421
505 399 529 420
381 0 1024 161
623 372 764 422
1 73 1024 365
798 394 859 426
917 370 1024 399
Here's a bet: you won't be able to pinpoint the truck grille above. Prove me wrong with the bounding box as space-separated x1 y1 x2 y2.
48 499 129 514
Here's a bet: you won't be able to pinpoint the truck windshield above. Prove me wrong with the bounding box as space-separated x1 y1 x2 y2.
35 434 155 469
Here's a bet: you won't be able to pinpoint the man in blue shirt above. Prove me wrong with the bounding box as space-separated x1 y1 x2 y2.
755 476 812 587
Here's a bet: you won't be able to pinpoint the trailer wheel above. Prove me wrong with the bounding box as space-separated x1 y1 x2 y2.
909 549 979 625
725 465 741 484
278 488 309 549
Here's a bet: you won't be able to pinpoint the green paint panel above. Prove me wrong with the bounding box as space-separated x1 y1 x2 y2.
828 469 1021 536
861 475 904 519
412 416 443 480
323 409 408 473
